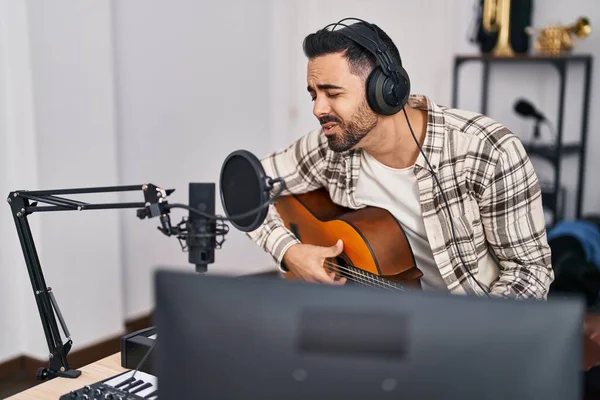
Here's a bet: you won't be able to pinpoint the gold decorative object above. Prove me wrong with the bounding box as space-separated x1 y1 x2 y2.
526 17 591 55
482 0 514 56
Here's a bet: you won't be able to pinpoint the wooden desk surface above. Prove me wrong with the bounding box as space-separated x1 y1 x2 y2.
7 353 127 400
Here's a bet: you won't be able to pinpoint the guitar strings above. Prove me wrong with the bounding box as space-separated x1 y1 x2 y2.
331 269 399 290
323 261 401 290
323 260 404 290
324 261 383 289
323 260 404 291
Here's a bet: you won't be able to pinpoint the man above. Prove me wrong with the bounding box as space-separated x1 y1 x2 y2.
246 19 554 299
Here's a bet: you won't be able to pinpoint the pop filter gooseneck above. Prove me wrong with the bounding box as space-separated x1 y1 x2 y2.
166 150 285 232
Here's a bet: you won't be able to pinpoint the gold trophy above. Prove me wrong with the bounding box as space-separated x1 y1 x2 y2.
526 17 591 55
483 0 515 56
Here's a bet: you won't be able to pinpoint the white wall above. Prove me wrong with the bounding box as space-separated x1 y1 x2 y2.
112 0 276 320
0 0 599 363
0 0 124 362
0 0 35 363
24 0 124 358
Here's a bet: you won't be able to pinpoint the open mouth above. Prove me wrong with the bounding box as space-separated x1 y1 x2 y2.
321 122 338 135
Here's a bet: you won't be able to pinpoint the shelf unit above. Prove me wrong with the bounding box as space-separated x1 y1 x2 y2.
451 54 593 224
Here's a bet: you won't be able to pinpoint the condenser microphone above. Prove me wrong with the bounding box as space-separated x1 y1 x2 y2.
153 150 283 273
219 150 285 232
187 183 216 272
514 99 546 121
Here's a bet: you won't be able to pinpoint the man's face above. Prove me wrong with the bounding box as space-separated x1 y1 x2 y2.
307 53 378 152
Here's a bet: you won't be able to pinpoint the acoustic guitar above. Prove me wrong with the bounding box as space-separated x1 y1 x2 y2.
274 188 600 371
274 187 422 290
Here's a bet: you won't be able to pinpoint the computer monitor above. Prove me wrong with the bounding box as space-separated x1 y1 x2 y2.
153 270 584 399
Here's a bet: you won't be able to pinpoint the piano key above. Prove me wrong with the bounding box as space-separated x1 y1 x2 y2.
122 379 144 392
113 376 135 388
130 382 153 394
102 369 158 398
143 390 158 399
135 385 159 398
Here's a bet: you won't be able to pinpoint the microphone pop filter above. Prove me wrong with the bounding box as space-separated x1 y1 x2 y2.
219 150 270 232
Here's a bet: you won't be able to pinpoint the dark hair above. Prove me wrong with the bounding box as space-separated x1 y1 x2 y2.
302 22 401 80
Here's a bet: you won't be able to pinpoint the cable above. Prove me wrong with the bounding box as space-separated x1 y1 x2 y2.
543 119 557 143
127 337 157 391
403 107 490 297
167 178 286 222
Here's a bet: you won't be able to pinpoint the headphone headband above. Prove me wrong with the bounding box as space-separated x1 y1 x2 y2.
321 17 410 115
324 19 401 83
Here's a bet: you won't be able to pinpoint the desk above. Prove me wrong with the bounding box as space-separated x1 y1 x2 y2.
7 353 126 400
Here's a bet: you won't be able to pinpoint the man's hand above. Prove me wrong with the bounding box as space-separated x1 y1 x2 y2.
282 239 347 285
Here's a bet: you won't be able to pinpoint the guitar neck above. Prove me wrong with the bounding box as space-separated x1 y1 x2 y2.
327 259 405 291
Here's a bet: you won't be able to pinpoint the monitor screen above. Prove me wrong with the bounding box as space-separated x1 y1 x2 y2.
154 270 583 399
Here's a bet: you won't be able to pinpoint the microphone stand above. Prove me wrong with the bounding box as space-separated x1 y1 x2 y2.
6 183 176 381
533 118 541 140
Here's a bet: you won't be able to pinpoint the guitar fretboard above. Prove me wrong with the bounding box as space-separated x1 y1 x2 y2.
326 260 405 291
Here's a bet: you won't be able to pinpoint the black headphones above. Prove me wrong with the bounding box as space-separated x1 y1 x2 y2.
323 17 411 116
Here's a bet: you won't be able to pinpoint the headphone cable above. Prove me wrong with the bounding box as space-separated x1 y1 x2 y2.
402 107 491 297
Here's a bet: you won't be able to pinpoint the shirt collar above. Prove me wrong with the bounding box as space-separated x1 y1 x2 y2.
342 94 446 173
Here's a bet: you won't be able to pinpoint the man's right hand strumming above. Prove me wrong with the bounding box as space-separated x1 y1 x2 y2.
282 239 347 285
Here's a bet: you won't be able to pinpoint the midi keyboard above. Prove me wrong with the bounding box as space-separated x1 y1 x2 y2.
60 369 158 400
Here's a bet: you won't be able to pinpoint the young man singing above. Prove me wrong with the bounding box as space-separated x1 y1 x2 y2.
246 18 553 299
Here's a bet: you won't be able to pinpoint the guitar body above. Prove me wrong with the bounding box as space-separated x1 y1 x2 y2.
274 188 422 290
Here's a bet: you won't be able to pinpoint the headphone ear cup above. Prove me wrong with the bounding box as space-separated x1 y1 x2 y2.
395 65 411 109
365 67 383 114
366 67 403 116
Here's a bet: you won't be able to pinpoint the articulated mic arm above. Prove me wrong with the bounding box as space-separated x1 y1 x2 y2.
6 183 175 381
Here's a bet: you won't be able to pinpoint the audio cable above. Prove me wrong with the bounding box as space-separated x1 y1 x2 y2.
403 107 490 297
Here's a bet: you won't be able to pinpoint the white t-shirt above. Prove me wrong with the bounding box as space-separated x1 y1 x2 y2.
354 150 447 292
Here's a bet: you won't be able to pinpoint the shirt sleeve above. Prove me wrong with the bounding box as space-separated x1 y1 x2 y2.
245 129 327 271
479 137 555 299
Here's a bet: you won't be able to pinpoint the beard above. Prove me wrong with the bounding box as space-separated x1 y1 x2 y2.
320 99 378 153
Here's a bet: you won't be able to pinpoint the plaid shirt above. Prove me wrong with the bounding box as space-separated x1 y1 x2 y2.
247 94 554 299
